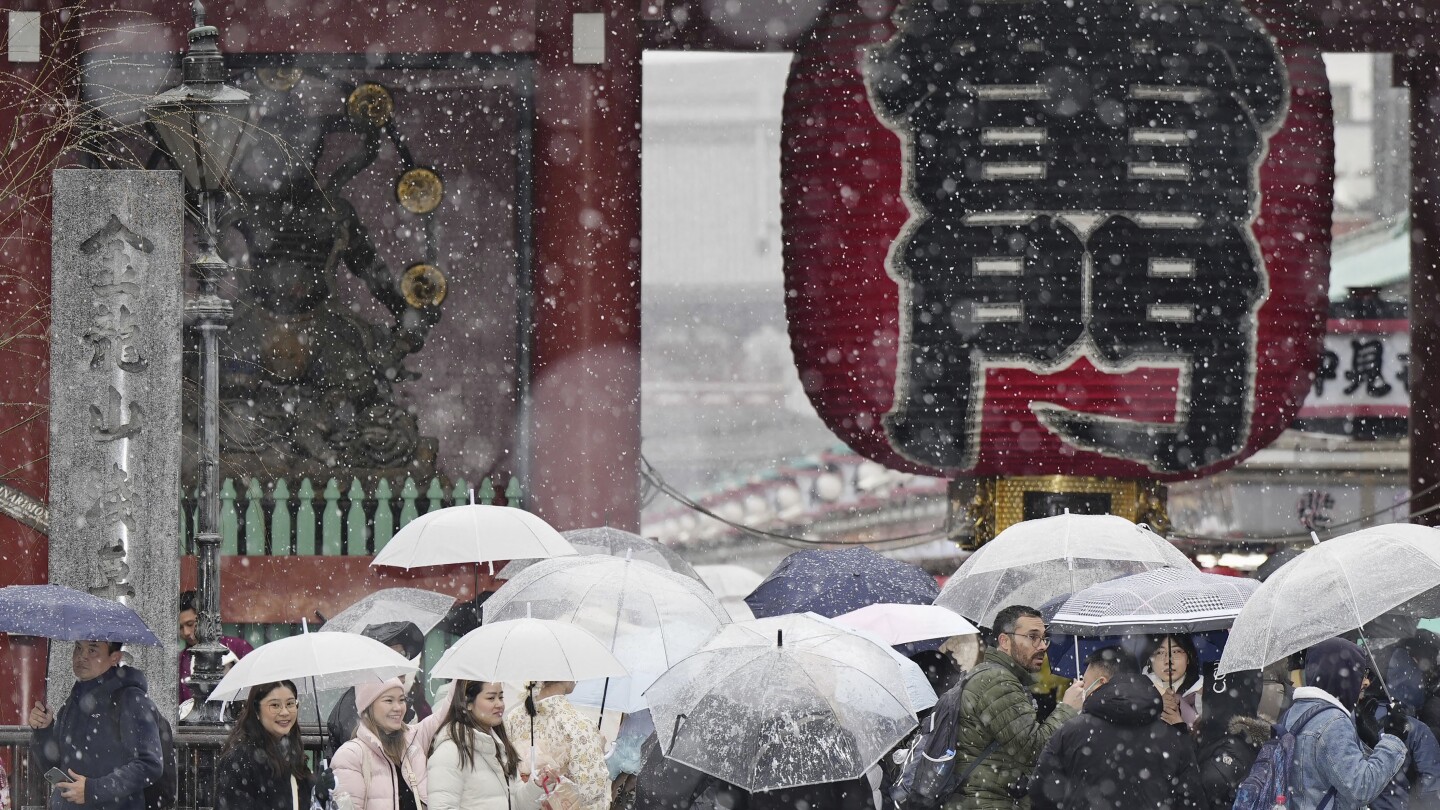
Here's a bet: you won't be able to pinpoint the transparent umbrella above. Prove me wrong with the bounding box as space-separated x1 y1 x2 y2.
1218 523 1440 676
1047 567 1259 636
935 513 1194 627
319 588 456 636
483 555 730 710
695 564 766 621
646 613 917 793
805 613 937 712
496 526 702 582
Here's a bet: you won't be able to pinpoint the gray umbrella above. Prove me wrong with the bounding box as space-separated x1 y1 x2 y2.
496 526 703 582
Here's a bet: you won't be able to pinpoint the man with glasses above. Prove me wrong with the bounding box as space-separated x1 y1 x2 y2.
942 606 1084 809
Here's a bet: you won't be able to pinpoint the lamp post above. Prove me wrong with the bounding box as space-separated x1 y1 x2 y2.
146 0 250 725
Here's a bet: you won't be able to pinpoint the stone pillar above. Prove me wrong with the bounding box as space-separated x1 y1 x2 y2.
47 169 185 720
1408 56 1440 526
528 1 644 530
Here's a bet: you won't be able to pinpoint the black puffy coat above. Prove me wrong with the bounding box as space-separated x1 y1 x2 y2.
1198 716 1268 809
215 742 313 810
1028 671 1206 810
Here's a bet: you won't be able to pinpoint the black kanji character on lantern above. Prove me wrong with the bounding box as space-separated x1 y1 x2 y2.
1313 349 1340 397
866 0 1287 473
1343 338 1392 397
1398 351 1411 394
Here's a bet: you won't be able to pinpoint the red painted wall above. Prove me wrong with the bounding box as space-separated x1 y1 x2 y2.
0 0 645 718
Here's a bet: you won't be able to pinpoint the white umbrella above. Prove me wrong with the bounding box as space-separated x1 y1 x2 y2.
484 556 731 708
430 617 628 683
646 612 917 792
1048 567 1259 636
833 602 980 646
1218 523 1440 676
370 505 577 571
935 513 1194 627
695 564 765 621
210 630 418 702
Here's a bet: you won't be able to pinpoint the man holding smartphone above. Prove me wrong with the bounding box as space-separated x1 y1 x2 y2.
27 640 163 809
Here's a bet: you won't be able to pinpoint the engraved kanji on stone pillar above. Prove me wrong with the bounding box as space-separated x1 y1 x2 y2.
48 170 184 720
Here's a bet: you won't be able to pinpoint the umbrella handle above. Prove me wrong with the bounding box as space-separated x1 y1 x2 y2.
667 713 687 756
1358 630 1396 704
311 674 327 752
597 678 610 730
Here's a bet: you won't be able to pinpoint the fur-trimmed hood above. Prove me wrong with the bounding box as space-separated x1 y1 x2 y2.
1228 716 1271 747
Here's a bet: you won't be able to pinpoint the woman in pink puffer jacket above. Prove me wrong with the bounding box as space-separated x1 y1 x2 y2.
332 678 445 810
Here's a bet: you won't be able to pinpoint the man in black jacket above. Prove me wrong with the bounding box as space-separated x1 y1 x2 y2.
1029 646 1206 809
28 640 164 810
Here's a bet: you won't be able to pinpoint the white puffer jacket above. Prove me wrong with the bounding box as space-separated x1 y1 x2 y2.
427 726 544 810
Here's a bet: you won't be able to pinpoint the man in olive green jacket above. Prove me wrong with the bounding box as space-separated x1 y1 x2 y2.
943 605 1084 810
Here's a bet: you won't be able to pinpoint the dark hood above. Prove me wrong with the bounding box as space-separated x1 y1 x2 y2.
1305 638 1369 711
1084 670 1162 726
1386 646 1427 714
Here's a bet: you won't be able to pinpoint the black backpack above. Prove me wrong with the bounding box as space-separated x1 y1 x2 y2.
110 686 178 810
889 664 999 810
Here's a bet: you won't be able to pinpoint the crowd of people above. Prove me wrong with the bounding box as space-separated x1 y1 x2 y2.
14 591 1440 810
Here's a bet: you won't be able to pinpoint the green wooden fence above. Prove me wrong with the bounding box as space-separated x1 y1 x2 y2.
181 474 522 698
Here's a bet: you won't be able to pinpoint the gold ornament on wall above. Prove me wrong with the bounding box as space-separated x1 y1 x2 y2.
347 83 395 128
962 475 1170 547
395 167 444 215
257 66 304 92
401 263 448 308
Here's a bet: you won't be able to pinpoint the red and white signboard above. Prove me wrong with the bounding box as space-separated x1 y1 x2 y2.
1297 319 1409 420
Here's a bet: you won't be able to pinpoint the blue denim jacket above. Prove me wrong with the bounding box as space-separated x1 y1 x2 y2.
1283 691 1407 810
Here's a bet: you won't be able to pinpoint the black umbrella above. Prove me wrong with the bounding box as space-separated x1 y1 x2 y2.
1255 547 1303 582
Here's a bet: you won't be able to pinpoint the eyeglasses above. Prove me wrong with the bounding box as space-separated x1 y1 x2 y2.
261 700 300 713
1005 632 1051 648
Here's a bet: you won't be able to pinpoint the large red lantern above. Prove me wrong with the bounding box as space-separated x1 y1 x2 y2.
781 0 1333 482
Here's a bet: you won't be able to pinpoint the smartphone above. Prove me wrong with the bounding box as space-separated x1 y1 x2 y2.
44 767 70 787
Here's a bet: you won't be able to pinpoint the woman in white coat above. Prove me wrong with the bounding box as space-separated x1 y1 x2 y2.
332 678 446 810
428 681 547 810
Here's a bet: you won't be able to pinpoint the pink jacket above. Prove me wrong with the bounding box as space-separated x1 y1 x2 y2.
332 711 445 810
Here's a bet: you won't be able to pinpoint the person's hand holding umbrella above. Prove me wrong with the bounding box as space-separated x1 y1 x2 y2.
1159 689 1183 725
26 702 51 729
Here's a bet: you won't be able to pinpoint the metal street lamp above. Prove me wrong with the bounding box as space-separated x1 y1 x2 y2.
145 0 250 725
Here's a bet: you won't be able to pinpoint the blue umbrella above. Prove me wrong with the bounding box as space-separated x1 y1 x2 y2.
0 584 161 645
744 547 940 620
1049 629 1231 680
1047 633 1124 680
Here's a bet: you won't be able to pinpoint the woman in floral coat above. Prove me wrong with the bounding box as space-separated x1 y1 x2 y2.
503 681 610 810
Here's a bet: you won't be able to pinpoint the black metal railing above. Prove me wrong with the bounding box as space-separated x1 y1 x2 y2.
0 725 328 810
